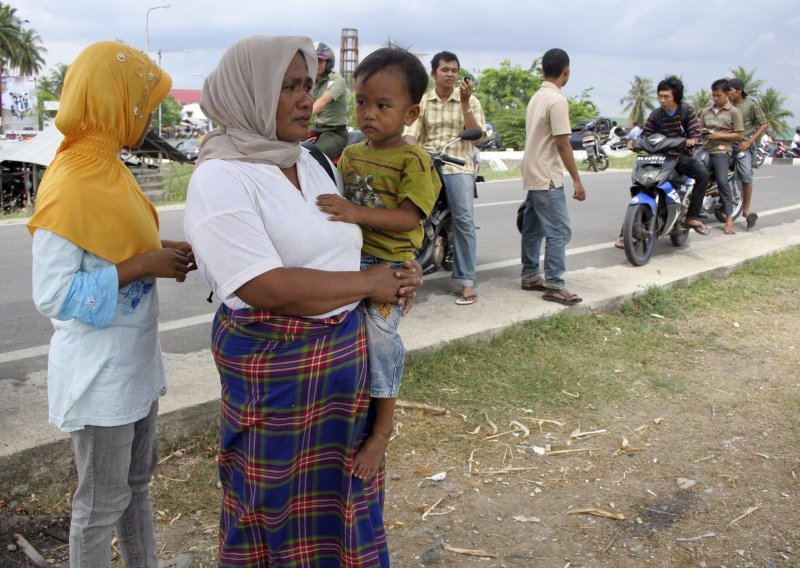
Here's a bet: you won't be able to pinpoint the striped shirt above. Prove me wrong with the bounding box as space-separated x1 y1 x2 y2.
337 141 441 261
641 104 703 154
405 87 486 175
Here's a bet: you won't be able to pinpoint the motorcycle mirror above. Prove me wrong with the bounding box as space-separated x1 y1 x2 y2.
459 128 483 141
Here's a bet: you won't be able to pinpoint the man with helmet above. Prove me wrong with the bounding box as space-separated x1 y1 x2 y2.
311 41 349 159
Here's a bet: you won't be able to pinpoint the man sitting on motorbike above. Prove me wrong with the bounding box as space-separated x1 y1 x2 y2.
310 41 349 159
792 127 800 150
628 76 710 235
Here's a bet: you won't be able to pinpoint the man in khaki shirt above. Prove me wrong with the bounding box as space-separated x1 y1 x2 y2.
520 48 586 305
699 79 743 234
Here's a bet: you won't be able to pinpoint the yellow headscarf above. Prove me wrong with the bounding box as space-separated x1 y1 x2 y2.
27 41 172 264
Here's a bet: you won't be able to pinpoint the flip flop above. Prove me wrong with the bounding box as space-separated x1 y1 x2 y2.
613 237 624 249
542 288 582 306
746 212 758 230
683 220 710 236
455 294 478 305
723 225 736 235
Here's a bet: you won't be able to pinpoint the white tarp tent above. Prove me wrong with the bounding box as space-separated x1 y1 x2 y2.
0 127 62 167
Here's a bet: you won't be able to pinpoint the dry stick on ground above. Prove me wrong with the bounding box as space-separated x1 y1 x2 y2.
442 543 497 558
566 508 626 521
728 504 761 527
13 533 50 568
421 496 446 520
396 400 446 415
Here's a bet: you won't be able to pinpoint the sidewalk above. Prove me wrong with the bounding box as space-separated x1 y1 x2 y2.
2 217 800 482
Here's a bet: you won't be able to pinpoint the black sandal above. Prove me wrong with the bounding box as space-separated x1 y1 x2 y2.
683 219 710 235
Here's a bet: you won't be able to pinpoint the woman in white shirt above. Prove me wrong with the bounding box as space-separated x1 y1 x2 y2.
184 36 420 566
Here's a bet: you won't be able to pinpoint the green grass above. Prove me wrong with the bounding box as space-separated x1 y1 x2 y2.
160 162 194 203
401 248 800 431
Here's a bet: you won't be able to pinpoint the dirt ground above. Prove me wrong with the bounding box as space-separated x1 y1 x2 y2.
2 304 798 567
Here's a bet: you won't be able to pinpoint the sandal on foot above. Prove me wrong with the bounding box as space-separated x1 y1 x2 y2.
613 237 624 249
542 288 582 306
746 212 758 230
455 294 478 305
683 220 710 236
723 225 736 235
521 277 547 291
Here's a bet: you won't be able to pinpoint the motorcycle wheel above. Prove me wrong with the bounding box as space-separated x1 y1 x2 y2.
588 154 598 172
516 201 526 234
669 229 689 247
597 155 610 171
714 177 743 223
622 204 657 266
754 151 765 168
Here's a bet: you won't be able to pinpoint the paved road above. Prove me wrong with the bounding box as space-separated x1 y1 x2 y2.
2 164 800 380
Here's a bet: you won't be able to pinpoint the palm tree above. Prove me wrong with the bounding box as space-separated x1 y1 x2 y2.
620 76 655 126
758 87 794 138
48 63 68 98
688 89 711 114
0 5 46 75
729 66 764 101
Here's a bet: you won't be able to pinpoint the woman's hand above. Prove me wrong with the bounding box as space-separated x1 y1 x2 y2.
161 240 197 271
364 260 423 308
117 247 195 287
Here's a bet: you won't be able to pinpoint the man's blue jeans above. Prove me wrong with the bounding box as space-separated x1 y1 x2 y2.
520 186 571 289
442 173 477 288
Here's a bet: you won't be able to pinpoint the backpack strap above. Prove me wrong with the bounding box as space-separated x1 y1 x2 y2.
650 104 691 136
301 141 336 183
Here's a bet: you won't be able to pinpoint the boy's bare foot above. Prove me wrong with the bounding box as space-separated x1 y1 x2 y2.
353 431 390 480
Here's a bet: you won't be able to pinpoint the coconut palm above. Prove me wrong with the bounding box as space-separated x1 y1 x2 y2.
620 76 655 127
0 4 46 76
688 89 711 114
758 87 794 138
729 66 764 101
48 63 68 98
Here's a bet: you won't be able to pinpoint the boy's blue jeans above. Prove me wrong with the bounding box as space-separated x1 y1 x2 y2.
360 254 405 398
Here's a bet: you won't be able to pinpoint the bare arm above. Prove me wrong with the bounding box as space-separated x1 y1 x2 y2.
312 93 333 116
116 247 194 287
235 264 421 316
554 134 586 201
316 193 422 232
741 122 769 150
459 81 484 146
707 130 742 141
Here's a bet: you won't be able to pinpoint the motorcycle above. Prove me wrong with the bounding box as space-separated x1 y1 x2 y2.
773 141 800 159
621 133 742 266
417 128 483 275
754 145 767 168
582 131 609 172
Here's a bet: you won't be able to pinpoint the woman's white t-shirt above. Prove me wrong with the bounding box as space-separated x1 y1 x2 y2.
184 149 363 317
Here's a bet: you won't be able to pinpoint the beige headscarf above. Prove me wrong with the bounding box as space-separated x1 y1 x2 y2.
197 35 317 168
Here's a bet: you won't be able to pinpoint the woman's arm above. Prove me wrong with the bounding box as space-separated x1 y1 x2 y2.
236 263 420 317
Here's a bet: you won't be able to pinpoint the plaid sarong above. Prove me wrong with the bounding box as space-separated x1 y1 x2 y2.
212 305 389 567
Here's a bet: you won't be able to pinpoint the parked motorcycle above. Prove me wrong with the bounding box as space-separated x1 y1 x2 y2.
754 145 767 168
582 130 609 172
621 133 742 266
417 128 483 275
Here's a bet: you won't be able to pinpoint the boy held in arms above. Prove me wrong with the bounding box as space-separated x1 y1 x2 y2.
316 47 440 479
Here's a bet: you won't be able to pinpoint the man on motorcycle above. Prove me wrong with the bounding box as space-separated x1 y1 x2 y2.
792 127 800 150
310 41 349 159
627 76 711 236
726 78 767 229
699 79 743 235
405 50 486 305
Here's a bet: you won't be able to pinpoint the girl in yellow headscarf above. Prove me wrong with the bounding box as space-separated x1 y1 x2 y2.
28 41 195 567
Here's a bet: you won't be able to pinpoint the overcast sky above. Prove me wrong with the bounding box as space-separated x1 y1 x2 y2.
11 0 800 129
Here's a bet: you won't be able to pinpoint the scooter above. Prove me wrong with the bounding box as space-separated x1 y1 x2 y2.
621 133 742 266
417 128 483 275
754 145 767 168
582 130 609 172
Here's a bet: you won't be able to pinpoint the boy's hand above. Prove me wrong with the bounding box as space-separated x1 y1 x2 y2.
317 193 360 224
